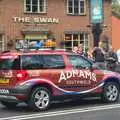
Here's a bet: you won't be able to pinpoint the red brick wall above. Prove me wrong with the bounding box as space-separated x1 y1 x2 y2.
112 16 120 51
0 0 112 50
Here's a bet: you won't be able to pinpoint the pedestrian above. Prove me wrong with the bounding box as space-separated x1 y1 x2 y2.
92 42 105 69
77 44 88 57
116 49 120 63
105 46 118 71
72 46 78 53
116 49 120 72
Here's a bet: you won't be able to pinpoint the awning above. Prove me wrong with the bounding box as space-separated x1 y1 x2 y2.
22 27 49 34
64 30 89 34
25 34 47 40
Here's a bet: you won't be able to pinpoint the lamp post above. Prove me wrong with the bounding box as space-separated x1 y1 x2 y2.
92 23 102 47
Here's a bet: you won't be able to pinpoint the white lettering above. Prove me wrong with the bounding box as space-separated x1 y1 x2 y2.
34 18 39 23
79 70 85 78
13 17 59 24
66 71 73 79
13 17 30 23
39 18 47 23
72 70 79 77
13 17 19 22
25 17 30 23
47 18 53 23
92 73 97 82
84 71 92 80
58 70 97 83
52 18 59 23
58 71 66 83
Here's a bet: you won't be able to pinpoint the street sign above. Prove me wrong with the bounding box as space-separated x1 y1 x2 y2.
90 0 103 24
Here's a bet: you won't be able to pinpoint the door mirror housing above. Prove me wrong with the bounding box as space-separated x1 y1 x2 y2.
91 64 98 70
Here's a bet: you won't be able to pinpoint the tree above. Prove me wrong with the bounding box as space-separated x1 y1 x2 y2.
112 0 120 18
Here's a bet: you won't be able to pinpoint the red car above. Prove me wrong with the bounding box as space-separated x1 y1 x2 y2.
0 49 120 111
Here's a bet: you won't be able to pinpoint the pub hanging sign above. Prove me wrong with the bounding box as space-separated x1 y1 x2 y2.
90 0 103 24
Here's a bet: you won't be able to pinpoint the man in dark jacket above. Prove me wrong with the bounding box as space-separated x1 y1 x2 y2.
92 41 106 70
105 48 118 71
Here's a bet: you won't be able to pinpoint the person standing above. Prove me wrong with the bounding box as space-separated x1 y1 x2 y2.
116 49 120 63
77 44 88 57
105 47 118 71
72 46 78 53
92 42 105 69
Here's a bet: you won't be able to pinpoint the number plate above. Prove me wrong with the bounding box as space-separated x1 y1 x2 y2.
0 79 9 84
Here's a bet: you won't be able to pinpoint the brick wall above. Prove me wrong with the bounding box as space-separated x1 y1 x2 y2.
0 0 112 50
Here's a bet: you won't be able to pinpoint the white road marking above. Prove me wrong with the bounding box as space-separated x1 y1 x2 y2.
1 104 120 120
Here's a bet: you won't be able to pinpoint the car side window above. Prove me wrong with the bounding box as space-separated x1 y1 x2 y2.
21 55 44 70
68 55 92 69
42 55 65 69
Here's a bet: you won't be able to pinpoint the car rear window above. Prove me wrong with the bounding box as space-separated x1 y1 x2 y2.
21 55 44 70
0 57 20 70
43 55 65 69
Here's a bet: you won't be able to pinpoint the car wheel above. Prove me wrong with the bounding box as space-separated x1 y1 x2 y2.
28 87 51 111
101 82 119 103
0 101 18 108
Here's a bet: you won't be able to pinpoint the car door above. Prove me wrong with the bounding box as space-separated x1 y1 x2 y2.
67 55 99 92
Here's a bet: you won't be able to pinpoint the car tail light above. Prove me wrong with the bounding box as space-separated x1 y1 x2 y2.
16 70 28 81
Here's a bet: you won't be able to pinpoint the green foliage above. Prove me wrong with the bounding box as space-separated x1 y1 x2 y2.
112 1 120 18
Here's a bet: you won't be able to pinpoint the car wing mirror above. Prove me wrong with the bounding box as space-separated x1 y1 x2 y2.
91 64 98 70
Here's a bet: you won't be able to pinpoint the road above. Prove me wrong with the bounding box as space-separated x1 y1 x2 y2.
0 98 120 120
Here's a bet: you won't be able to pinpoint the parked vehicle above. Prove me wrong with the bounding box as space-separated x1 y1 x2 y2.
0 49 120 111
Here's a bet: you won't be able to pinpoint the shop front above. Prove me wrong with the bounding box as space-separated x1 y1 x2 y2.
15 27 56 50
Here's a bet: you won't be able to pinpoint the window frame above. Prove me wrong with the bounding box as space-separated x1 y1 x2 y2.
0 35 4 52
21 55 44 70
24 0 47 13
0 56 20 70
42 55 66 69
68 55 92 69
21 54 65 70
66 0 86 15
64 33 89 52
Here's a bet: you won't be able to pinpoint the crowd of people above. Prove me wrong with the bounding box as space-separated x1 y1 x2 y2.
72 42 120 72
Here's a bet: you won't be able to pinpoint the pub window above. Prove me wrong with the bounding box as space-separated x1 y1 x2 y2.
0 35 4 52
64 33 89 52
67 0 86 15
24 0 47 13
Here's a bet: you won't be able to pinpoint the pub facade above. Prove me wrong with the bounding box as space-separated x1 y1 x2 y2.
0 0 112 52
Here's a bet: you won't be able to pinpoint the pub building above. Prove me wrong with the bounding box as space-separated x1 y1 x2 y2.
0 0 112 52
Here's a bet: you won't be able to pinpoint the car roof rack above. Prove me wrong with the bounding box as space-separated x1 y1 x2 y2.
1 50 10 53
17 47 67 52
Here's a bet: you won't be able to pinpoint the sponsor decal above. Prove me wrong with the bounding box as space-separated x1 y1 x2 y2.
58 70 96 83
1 71 13 78
0 89 9 94
0 79 9 84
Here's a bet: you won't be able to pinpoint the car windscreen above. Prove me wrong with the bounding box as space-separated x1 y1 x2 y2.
0 57 20 70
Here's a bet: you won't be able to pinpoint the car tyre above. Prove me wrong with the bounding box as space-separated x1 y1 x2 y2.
101 82 119 103
28 87 51 111
0 101 18 108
